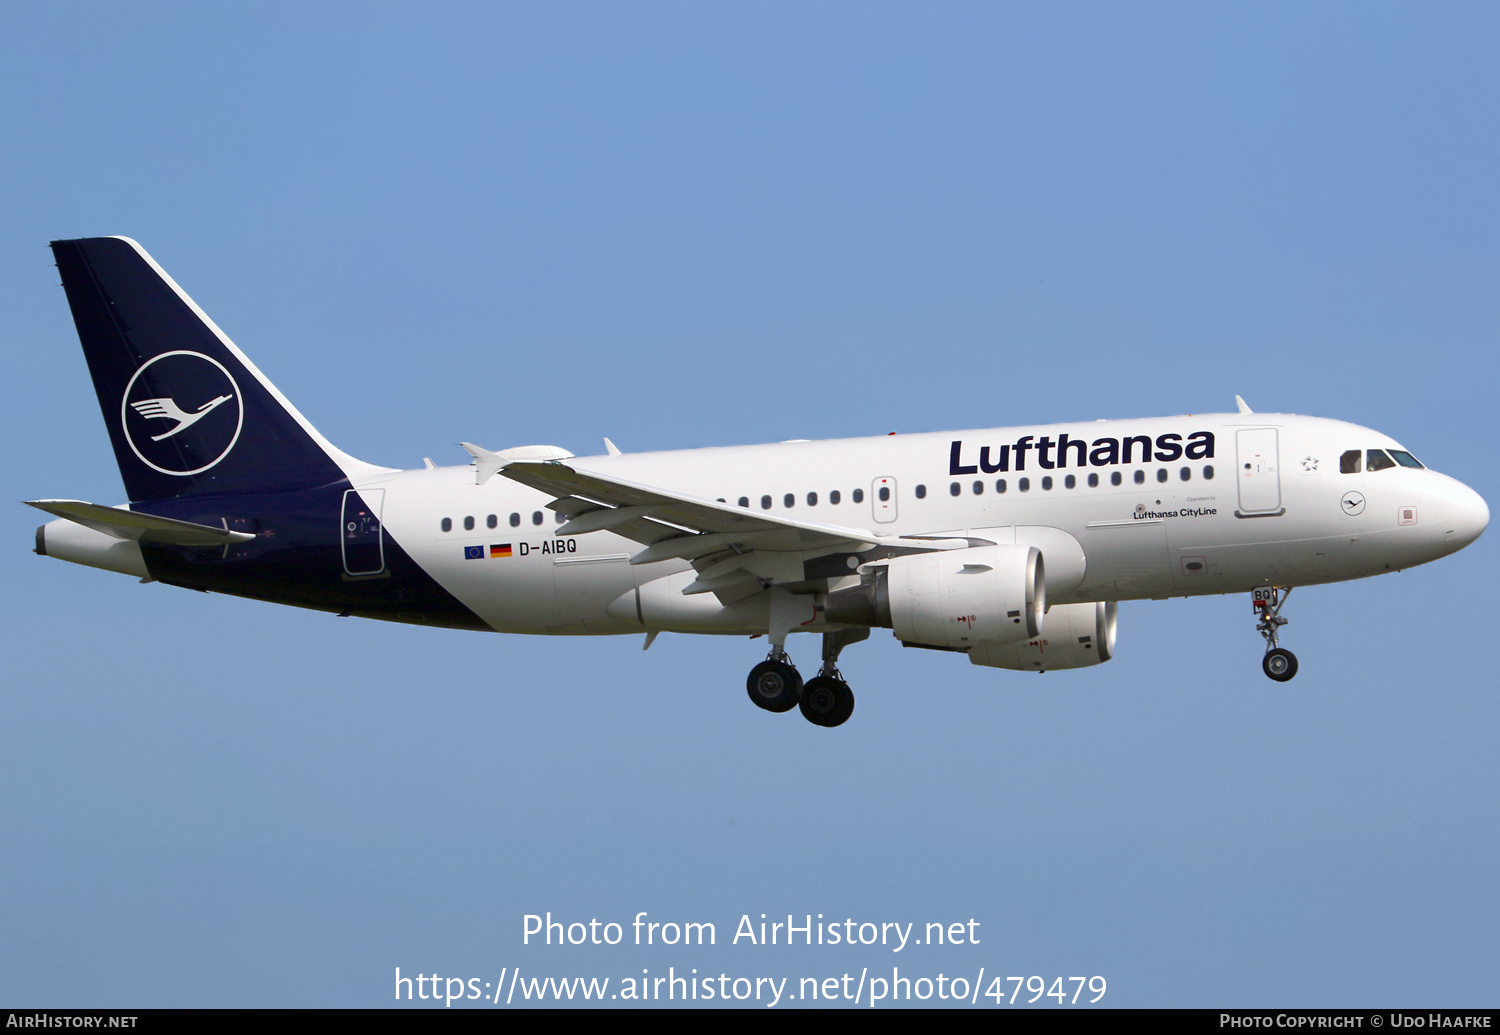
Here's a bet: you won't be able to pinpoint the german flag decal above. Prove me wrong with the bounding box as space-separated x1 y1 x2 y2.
490 544 513 558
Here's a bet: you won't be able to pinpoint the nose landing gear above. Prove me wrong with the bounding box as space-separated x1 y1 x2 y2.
1253 586 1298 682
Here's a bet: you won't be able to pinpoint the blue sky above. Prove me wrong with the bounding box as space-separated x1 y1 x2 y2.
2 2 1496 1007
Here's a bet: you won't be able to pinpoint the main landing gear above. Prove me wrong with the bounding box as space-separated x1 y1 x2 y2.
1253 586 1298 682
746 629 866 727
747 650 801 713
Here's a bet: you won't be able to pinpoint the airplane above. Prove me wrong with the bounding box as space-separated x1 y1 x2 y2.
29 237 1490 728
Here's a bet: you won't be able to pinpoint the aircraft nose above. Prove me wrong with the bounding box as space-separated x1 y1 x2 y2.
1443 480 1489 552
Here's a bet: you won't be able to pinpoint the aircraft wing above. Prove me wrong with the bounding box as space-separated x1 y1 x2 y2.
500 461 967 601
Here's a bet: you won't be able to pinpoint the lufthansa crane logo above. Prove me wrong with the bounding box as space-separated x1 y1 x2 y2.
121 351 243 476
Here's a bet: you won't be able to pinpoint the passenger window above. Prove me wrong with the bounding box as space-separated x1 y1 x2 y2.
972 480 983 495
1065 474 1076 489
761 495 772 509
879 486 891 502
1111 472 1122 486
1367 450 1396 472
1203 465 1214 480
738 497 749 508
1339 450 1362 474
1133 470 1145 485
1087 473 1098 488
915 484 926 499
440 517 452 532
1156 468 1168 483
1041 476 1053 490
487 514 498 529
830 490 841 505
1389 449 1424 469
784 493 795 508
807 492 818 506
995 479 1007 493
1179 467 1190 481
555 512 565 524
852 488 864 503
532 511 544 525
950 482 961 496
1019 477 1031 492
510 513 520 527
463 516 475 531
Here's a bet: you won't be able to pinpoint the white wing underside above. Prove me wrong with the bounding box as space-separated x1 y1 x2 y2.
499 460 971 603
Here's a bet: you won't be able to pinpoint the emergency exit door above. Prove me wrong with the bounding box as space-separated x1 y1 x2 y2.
871 477 898 523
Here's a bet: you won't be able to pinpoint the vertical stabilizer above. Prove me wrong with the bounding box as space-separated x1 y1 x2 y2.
50 237 386 503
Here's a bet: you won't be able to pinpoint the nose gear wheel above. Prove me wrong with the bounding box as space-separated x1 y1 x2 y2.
1263 648 1298 681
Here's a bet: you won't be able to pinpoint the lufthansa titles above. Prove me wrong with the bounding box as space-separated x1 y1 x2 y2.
949 431 1215 475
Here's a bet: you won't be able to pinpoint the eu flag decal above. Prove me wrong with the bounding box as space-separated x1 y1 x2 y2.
464 545 484 560
490 544 512 558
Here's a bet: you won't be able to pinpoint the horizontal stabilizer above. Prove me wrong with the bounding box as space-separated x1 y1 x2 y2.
25 499 256 545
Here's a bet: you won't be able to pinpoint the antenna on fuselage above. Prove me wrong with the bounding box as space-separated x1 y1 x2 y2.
1235 395 1253 415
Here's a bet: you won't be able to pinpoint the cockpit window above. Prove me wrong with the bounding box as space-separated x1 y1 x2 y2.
1366 449 1396 472
1339 449 1361 474
1389 449 1424 469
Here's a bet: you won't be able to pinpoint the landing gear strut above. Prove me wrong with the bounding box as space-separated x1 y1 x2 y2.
1253 586 1298 682
798 629 865 728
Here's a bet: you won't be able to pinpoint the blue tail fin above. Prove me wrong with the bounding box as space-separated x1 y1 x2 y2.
50 237 377 503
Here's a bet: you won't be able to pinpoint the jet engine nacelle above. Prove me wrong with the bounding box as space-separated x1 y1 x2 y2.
884 544 1045 650
968 600 1117 672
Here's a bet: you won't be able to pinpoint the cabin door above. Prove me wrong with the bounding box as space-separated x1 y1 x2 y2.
341 488 385 575
1235 428 1282 515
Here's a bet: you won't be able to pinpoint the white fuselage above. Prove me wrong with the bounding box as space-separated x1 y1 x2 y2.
360 412 1486 637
